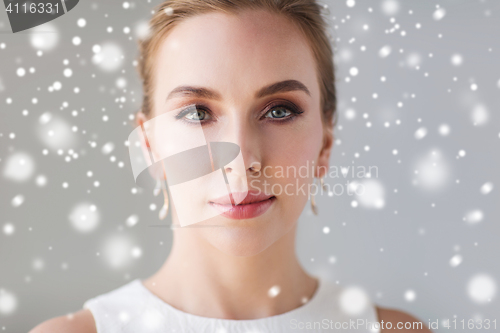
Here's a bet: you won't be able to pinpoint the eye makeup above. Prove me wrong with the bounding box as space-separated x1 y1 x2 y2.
173 98 306 125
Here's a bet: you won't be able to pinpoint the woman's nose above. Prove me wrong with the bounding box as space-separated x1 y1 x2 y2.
219 116 263 178
248 161 261 173
225 160 261 176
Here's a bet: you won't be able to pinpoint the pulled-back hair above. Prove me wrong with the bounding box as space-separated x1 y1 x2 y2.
137 0 336 125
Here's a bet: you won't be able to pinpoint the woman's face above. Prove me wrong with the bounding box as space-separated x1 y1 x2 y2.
147 9 332 256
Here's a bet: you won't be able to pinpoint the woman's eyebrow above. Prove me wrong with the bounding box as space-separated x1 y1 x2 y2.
255 79 311 98
166 86 222 102
166 80 310 102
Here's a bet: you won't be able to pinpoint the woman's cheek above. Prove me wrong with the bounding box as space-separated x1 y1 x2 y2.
263 148 317 200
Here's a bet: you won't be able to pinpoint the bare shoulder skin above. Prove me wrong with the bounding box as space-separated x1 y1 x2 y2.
376 306 433 332
28 309 96 333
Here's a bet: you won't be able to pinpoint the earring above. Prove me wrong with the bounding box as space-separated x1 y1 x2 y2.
311 177 326 216
320 177 327 191
311 178 318 215
158 178 169 220
153 178 162 196
311 195 318 215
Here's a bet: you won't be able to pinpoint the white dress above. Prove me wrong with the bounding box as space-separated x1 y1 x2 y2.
83 277 381 332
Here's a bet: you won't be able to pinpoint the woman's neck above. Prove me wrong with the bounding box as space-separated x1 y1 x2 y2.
142 222 319 320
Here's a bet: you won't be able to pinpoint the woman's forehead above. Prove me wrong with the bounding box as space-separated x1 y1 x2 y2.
154 10 319 102
164 9 304 49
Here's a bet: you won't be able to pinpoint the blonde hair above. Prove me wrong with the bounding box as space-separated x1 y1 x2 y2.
137 0 337 125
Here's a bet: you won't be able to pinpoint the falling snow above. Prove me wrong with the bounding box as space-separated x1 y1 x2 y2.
433 8 446 21
3 152 35 182
1 1 498 330
480 182 493 195
380 0 400 16
69 203 101 233
92 42 125 72
464 210 484 224
339 286 369 315
467 274 497 304
30 22 59 51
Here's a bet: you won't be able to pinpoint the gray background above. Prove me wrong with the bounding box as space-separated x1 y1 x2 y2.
0 0 499 332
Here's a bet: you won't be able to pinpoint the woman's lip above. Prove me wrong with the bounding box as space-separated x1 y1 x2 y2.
209 191 274 205
209 196 276 220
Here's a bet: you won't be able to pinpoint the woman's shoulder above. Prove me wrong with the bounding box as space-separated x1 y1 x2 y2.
375 305 432 332
30 279 146 333
29 309 96 333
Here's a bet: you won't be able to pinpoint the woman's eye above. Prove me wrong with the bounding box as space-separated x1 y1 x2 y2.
265 106 292 119
185 109 210 121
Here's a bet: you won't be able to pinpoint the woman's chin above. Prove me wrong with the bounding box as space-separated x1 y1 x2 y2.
201 218 285 257
210 238 274 257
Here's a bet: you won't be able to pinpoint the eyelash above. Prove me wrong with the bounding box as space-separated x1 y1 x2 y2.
174 101 304 125
174 104 213 124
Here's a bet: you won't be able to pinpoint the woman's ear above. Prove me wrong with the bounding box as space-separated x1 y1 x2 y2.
136 111 151 149
136 111 161 179
316 123 334 178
